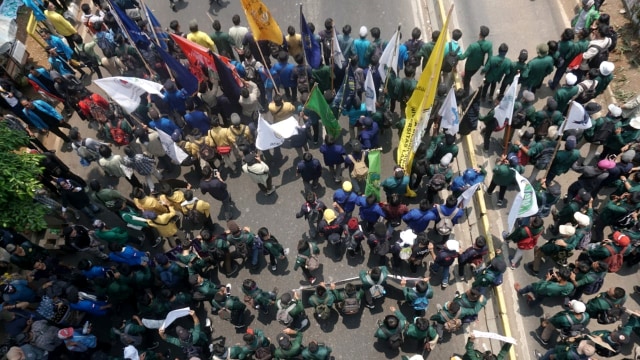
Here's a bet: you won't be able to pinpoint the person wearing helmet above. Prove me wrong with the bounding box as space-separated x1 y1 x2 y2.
536 300 590 346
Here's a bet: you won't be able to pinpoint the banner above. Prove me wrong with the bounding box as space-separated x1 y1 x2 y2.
270 116 301 138
438 87 460 135
457 182 482 208
300 6 321 69
156 129 189 165
562 101 591 133
255 114 285 150
378 29 400 82
331 26 345 69
170 33 216 82
240 0 283 44
507 170 539 232
472 330 517 345
213 53 243 101
305 86 342 138
397 7 452 177
333 65 355 109
494 74 519 128
107 0 150 48
160 307 190 330
93 77 164 113
365 149 381 201
155 45 199 95
364 67 377 112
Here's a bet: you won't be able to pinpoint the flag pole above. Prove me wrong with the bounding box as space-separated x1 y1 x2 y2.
255 37 280 96
502 122 512 157
106 0 155 77
336 63 351 112
302 83 317 109
139 0 175 82
299 4 312 96
329 21 335 92
382 25 401 94
540 106 570 182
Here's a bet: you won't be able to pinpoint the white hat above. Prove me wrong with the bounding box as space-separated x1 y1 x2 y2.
547 125 558 140
445 239 460 252
570 300 586 314
124 345 140 360
565 73 577 86
608 104 622 117
359 26 368 37
440 153 453 167
599 61 615 76
399 229 417 246
522 90 535 102
408 356 425 360
559 224 576 236
577 340 596 356
630 117 640 130
574 212 590 227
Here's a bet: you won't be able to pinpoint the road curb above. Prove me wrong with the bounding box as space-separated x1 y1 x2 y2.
433 0 516 359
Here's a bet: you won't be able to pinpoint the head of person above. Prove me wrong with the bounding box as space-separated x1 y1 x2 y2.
189 19 199 33
384 314 399 329
431 30 441 42
498 43 508 56
98 144 112 158
518 49 528 63
342 24 351 36
370 26 380 40
452 29 462 41
445 195 457 208
411 27 421 40
479 25 489 38
419 198 430 211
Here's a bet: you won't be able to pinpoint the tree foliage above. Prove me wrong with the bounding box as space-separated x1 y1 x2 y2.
0 122 47 231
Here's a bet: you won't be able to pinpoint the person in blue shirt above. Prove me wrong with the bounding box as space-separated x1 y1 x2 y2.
148 108 180 136
353 26 371 68
184 99 211 135
333 181 358 219
356 194 386 233
319 134 346 183
108 243 148 266
1 280 36 305
341 97 368 143
358 116 379 150
77 259 109 280
46 47 76 76
296 152 323 191
402 199 432 234
271 51 296 102
428 195 465 241
58 326 97 353
162 80 188 116
69 298 110 316
40 29 74 61
381 166 410 200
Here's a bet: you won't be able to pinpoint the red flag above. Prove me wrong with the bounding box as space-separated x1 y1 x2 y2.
170 34 216 81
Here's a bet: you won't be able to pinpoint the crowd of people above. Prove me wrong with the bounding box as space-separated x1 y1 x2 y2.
2 0 640 359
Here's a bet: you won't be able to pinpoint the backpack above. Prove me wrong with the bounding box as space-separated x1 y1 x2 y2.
341 296 360 315
348 154 369 181
315 303 331 320
535 112 552 137
574 81 597 104
254 346 273 360
199 142 217 161
96 33 117 58
76 139 99 162
582 274 604 295
608 29 618 52
366 274 386 299
296 66 310 94
603 244 627 273
89 98 111 124
533 146 555 170
299 249 320 271
596 297 625 324
563 314 587 337
276 301 297 325
587 44 609 69
381 327 404 350
244 60 257 80
369 41 383 63
435 206 456 236
441 42 459 73
441 310 462 332
592 119 616 144
109 119 130 146
232 125 251 150
404 39 423 68
185 201 207 227
76 44 96 66
412 294 429 311
511 106 528 128
428 173 447 191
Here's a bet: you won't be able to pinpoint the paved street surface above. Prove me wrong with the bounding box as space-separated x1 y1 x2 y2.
33 0 640 359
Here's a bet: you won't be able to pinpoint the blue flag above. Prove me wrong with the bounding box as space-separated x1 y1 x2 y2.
213 53 242 102
144 5 168 50
155 46 199 95
300 6 321 69
333 65 356 109
108 0 150 48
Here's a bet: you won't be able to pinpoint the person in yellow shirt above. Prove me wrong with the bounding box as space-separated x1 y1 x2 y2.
268 94 296 122
44 2 79 49
145 205 178 245
187 20 218 53
286 26 303 59
132 188 169 214
158 183 187 213
180 190 214 231
205 118 236 171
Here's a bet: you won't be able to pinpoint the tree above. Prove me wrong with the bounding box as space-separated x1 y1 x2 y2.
0 121 47 231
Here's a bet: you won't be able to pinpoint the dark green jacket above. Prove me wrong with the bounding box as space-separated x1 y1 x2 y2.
522 55 554 87
531 280 574 297
301 344 332 360
548 310 590 330
459 39 493 70
586 291 626 317
549 149 580 175
274 332 304 359
375 310 407 339
464 337 511 360
554 85 579 114
481 55 511 83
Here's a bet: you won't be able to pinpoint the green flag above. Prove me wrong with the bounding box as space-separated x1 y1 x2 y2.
365 149 381 201
305 86 342 138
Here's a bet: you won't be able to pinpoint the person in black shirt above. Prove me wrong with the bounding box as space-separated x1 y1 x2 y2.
199 165 235 221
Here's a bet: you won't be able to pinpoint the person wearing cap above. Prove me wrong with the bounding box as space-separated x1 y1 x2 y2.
588 329 629 357
536 339 596 360
159 310 205 353
566 158 612 202
595 61 614 96
428 238 460 289
458 26 492 95
531 223 580 274
536 299 590 345
599 149 637 189
585 286 626 319
487 153 524 207
358 115 380 150
545 135 580 185
333 181 358 219
274 328 305 359
426 133 459 165
318 208 346 258
229 112 254 156
242 152 275 195
472 251 508 293
381 165 410 199
583 103 623 164
551 189 592 236
425 152 454 203
554 73 579 115
480 42 511 101
344 217 366 258
521 43 554 95
532 98 563 140
353 26 370 69
58 324 98 353
187 19 217 52
320 135 346 184
515 267 575 307
586 230 633 262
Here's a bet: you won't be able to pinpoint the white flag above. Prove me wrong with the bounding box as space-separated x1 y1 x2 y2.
561 101 592 133
93 77 165 113
457 182 482 208
507 170 539 232
364 68 377 112
160 307 190 330
270 116 301 138
156 129 189 165
378 30 400 82
438 87 460 135
494 74 520 128
256 115 285 151
331 28 344 69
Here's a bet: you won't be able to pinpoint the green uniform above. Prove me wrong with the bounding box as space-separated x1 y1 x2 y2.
359 267 389 293
294 242 319 271
459 39 493 71
192 279 219 300
229 328 270 359
405 321 438 342
403 285 434 305
312 65 332 92
130 265 153 289
531 280 575 297
309 291 336 308
574 270 605 289
464 337 511 360
163 323 204 347
586 240 633 259
522 55 554 88
502 60 526 86
242 286 274 308
549 149 580 175
548 310 590 330
531 109 563 129
119 205 148 229
426 164 454 183
264 236 285 258
398 77 417 103
491 164 516 187
595 73 613 96
209 30 235 58
375 310 407 339
426 134 459 164
274 332 304 359
481 55 511 83
556 200 581 225
584 115 621 143
176 252 206 275
455 293 488 319
94 227 129 245
554 85 579 114
586 292 626 317
301 344 332 360
418 41 436 69
472 267 503 290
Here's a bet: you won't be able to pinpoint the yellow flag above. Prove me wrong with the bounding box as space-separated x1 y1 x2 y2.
397 5 453 178
240 0 283 44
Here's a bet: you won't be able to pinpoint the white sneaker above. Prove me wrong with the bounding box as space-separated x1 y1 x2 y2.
284 248 290 256
226 284 232 294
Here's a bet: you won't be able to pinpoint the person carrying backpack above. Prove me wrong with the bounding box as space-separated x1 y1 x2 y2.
429 240 461 289
574 68 600 104
404 27 424 69
431 196 465 241
181 190 213 232
276 291 309 331
471 253 508 294
158 310 206 358
295 191 327 240
359 266 389 308
425 153 454 203
401 278 432 316
331 282 363 316
585 231 632 270
308 283 335 322
374 306 407 350
585 287 627 321
569 260 608 299
381 166 410 199
487 154 525 207
536 300 590 346
293 239 320 284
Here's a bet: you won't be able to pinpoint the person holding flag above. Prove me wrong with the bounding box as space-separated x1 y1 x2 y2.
486 153 525 207
545 135 580 185
299 6 321 69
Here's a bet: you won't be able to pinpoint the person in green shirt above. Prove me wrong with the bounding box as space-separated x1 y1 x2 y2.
546 135 580 185
595 61 614 96
499 48 528 96
226 221 255 269
89 179 129 213
418 30 439 70
480 43 511 100
554 73 579 115
549 28 578 90
359 266 389 308
258 227 286 272
293 240 320 284
210 20 235 58
189 273 218 303
210 287 246 329
405 316 438 352
464 335 512 360
425 153 454 203
130 262 154 290
531 224 580 273
537 299 589 345
503 216 544 268
587 329 630 357
330 282 363 316
308 283 336 322
176 239 207 276
472 253 507 292
515 267 575 307
535 339 596 360
454 288 488 323
531 98 564 140
375 306 407 347
276 291 309 331
486 154 524 207
585 287 626 319
301 340 332 360
158 310 205 351
401 278 432 316
92 220 140 246
459 26 492 95
426 133 459 164
521 43 554 95
275 329 304 359
111 315 148 347
229 329 271 359
429 300 461 341
241 278 276 315
398 67 417 118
